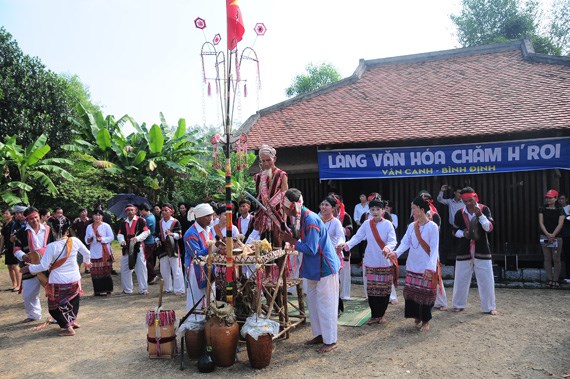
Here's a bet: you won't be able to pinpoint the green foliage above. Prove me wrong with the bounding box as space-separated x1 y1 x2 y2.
285 63 341 98
62 107 207 204
174 150 256 205
59 73 101 117
0 134 74 206
0 27 74 147
451 0 570 55
38 157 115 217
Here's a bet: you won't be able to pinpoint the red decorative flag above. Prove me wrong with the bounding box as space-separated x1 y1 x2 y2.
227 0 245 50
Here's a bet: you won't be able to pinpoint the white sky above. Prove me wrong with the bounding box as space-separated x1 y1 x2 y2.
0 0 462 133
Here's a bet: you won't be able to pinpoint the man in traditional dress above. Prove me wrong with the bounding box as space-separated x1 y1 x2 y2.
451 187 498 315
248 144 288 244
184 203 216 316
157 203 185 295
13 206 54 322
278 188 341 353
234 199 255 241
117 204 149 295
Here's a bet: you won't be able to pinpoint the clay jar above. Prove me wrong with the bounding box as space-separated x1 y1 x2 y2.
184 328 205 360
204 318 239 367
246 333 273 369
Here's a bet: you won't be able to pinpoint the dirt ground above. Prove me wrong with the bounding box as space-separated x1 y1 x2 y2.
0 267 568 379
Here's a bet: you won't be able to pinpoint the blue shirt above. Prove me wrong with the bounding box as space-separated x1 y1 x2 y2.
295 207 341 281
143 213 156 244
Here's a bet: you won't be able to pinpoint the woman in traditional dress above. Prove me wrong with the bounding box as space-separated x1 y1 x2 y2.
341 199 397 325
320 196 346 316
23 216 91 336
386 196 439 332
85 209 115 296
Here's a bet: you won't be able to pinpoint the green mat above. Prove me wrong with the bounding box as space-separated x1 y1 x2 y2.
338 298 371 327
287 296 371 327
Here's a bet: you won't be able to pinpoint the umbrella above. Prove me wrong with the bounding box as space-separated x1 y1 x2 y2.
107 193 151 218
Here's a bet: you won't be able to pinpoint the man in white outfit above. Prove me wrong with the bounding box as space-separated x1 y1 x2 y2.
451 187 498 315
117 204 150 295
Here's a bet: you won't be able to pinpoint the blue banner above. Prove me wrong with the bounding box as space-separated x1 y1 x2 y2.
318 137 570 180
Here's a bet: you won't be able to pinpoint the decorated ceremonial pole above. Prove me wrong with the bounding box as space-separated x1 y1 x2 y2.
223 0 245 306
196 1 263 306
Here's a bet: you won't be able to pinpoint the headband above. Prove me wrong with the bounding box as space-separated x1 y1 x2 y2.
124 206 136 211
460 192 479 202
283 194 304 209
25 211 39 220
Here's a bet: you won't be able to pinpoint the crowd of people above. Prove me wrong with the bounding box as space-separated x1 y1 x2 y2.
0 143 568 353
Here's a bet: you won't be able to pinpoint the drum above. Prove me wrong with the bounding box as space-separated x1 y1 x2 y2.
128 240 137 270
164 235 177 257
146 309 177 358
21 251 48 286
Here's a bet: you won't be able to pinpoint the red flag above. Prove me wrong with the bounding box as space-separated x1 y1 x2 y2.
227 0 245 50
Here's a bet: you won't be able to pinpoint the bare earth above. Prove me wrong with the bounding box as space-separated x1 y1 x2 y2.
1 268 568 379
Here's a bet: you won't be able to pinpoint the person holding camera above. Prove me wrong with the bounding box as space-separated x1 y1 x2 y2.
539 189 565 288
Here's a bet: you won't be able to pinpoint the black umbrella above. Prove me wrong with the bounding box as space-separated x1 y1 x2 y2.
107 193 151 218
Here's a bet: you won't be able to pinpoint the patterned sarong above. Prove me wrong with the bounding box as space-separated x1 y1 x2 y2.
46 281 81 328
46 282 80 309
403 271 436 306
365 266 392 297
91 257 114 293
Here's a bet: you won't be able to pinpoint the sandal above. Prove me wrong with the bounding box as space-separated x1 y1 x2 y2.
553 281 560 289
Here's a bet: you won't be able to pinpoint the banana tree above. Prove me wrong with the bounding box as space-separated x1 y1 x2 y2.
63 107 207 202
0 134 74 205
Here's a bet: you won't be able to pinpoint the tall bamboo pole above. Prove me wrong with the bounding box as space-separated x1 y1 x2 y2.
224 49 234 306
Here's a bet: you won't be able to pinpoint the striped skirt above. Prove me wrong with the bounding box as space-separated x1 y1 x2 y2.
365 266 393 297
91 257 114 294
403 271 436 306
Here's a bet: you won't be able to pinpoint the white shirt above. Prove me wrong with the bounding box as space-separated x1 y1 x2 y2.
237 214 252 235
437 192 465 226
218 224 239 238
15 223 48 261
395 221 439 273
117 216 150 244
454 205 492 238
353 203 369 225
85 222 114 260
160 217 181 240
346 218 397 268
390 214 399 229
29 237 90 283
323 217 345 247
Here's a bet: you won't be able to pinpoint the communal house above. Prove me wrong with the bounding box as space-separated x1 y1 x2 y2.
238 40 570 266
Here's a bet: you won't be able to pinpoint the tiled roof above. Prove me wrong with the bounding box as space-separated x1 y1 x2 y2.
240 40 570 150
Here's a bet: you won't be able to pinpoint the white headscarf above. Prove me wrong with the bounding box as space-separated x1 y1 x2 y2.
193 203 214 219
259 144 276 157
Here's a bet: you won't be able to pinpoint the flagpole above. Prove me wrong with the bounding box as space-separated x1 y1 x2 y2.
224 38 234 307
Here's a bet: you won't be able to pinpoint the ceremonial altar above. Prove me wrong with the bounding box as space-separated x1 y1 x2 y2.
195 247 306 340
